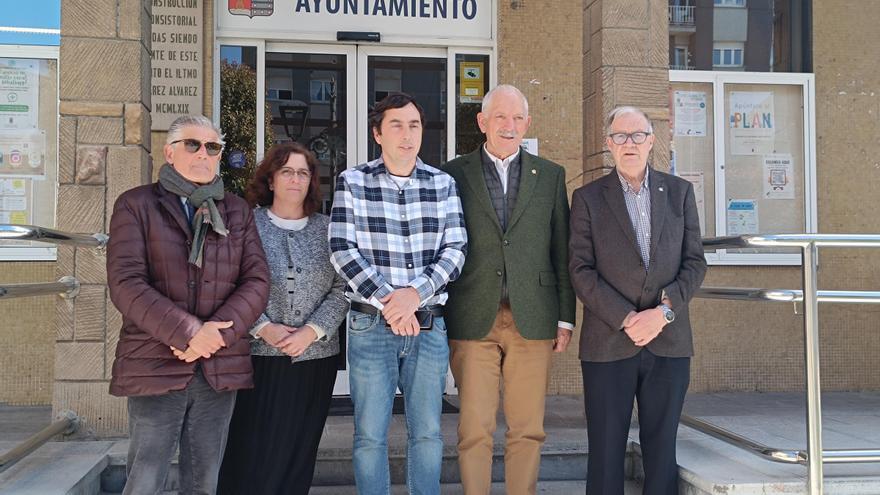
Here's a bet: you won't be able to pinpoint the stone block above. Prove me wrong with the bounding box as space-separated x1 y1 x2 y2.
74 284 106 340
55 342 104 380
124 103 150 146
611 67 669 109
603 0 649 29
53 381 128 436
56 294 75 341
59 101 124 117
78 117 123 145
57 185 105 234
589 1 602 35
75 146 107 185
106 147 151 226
119 0 149 40
75 245 107 285
647 0 670 69
60 39 145 102
59 117 77 184
61 0 116 38
589 31 602 72
601 28 649 67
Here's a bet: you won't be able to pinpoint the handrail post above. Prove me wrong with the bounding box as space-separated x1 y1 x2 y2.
802 241 823 493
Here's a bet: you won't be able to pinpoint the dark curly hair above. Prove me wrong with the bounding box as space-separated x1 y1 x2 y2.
245 142 322 216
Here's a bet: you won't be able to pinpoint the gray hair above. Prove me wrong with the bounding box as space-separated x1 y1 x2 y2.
482 84 529 116
605 106 654 134
166 115 225 145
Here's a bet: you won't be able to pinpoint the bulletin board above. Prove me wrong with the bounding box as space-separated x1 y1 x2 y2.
669 71 816 265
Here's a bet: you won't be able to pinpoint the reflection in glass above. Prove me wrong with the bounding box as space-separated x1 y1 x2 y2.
266 52 347 213
366 56 446 167
668 0 811 72
219 45 271 197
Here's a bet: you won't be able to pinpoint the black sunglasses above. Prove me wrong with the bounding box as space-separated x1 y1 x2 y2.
171 138 223 156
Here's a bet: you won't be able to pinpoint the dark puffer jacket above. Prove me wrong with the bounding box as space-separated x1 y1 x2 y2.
106 182 269 397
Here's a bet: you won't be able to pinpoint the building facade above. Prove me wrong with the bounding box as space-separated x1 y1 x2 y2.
0 0 877 437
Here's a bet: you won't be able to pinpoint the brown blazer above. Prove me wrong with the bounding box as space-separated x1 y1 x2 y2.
568 169 707 362
106 182 269 396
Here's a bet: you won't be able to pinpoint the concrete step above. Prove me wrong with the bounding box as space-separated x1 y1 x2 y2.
0 441 114 495
629 392 880 495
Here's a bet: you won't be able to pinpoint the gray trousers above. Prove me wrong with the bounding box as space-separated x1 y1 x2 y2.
124 367 237 495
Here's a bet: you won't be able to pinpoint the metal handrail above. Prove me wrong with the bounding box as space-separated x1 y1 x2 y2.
697 287 880 304
680 416 880 464
0 410 79 473
686 233 880 494
0 224 108 249
0 276 80 300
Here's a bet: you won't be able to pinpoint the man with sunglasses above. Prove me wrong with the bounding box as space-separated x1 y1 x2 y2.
569 106 707 494
106 115 269 494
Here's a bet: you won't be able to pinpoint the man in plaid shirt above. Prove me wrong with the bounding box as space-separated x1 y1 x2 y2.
329 92 467 495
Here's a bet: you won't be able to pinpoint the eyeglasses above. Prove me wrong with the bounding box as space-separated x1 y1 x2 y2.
608 132 652 145
171 138 223 156
277 168 312 181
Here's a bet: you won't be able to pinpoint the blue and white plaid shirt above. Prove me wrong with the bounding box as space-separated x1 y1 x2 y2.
329 157 468 308
618 166 651 270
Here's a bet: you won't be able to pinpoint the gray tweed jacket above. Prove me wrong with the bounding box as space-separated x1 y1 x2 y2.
248 208 348 362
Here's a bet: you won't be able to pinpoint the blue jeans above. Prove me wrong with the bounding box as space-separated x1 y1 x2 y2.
347 309 449 495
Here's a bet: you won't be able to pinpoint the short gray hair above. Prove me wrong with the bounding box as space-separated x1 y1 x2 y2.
482 84 529 116
605 106 654 135
166 115 225 146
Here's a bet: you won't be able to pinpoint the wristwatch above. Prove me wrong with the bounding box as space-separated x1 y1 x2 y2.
659 304 675 324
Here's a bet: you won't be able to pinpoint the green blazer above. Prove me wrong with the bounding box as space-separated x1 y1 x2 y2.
443 148 576 340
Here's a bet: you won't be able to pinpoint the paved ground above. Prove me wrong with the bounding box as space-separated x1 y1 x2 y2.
2 392 880 493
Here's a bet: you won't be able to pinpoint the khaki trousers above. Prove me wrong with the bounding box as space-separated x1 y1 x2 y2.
449 303 554 495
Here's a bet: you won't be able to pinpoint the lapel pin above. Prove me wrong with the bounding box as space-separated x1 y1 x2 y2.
658 187 664 192
531 169 537 175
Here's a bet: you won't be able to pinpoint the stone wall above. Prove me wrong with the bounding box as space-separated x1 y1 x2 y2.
53 0 153 435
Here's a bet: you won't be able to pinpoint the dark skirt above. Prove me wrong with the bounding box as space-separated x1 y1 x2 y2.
217 354 338 495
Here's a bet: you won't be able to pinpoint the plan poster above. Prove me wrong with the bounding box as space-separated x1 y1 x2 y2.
729 92 775 155
0 58 39 131
673 91 707 137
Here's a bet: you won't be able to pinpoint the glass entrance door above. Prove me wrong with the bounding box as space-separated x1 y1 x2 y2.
358 48 447 167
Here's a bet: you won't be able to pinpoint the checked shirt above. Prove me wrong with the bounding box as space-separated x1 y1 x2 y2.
329 157 468 308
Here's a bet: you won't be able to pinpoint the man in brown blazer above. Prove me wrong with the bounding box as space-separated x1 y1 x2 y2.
569 106 707 495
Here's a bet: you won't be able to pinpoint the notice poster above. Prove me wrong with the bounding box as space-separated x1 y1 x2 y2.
0 129 47 178
151 0 203 129
459 61 485 103
729 92 775 155
673 91 707 137
678 171 706 234
762 153 795 200
727 199 758 235
0 177 30 225
0 58 39 130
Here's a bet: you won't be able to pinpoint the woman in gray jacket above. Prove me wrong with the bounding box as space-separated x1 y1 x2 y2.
218 142 348 494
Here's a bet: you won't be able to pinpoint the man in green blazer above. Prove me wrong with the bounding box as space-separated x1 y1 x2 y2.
444 84 576 495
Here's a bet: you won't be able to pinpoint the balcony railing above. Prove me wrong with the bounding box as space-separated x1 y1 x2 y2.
670 63 695 70
669 5 695 26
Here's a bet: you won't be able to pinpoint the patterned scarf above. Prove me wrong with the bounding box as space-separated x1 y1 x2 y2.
158 163 228 268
